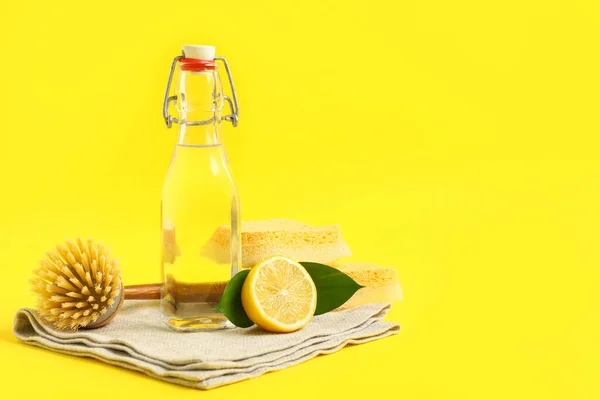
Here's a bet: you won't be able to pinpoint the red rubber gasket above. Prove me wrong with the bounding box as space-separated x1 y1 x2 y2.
179 58 216 71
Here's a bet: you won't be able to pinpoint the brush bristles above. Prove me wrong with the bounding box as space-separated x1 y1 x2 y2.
31 238 122 331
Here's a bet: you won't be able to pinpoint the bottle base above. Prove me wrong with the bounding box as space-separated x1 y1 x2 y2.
164 314 234 332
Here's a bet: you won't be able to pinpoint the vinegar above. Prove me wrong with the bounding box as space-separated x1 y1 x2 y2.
161 143 240 330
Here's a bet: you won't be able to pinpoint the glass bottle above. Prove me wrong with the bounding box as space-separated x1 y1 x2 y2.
160 45 241 331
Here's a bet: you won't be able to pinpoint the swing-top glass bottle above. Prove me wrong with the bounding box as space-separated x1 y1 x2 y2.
160 45 241 331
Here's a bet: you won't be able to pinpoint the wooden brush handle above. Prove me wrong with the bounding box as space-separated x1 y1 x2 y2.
123 281 227 302
123 283 162 300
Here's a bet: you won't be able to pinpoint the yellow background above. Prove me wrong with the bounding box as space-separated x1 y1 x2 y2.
1 0 598 398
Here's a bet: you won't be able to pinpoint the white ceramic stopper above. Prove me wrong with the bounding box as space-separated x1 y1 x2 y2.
182 44 215 60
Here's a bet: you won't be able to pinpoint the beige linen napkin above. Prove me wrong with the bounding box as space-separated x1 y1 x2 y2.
13 301 399 389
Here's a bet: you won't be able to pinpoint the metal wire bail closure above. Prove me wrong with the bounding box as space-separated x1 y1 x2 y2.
162 54 240 128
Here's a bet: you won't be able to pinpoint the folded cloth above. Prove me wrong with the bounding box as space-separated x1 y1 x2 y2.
13 301 399 389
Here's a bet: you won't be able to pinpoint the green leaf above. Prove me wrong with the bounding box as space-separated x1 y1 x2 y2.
300 262 364 315
214 269 254 328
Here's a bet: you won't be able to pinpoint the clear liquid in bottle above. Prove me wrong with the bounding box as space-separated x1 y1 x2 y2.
161 144 240 331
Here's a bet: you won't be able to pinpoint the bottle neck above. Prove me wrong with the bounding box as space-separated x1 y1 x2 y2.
177 120 222 146
176 67 223 146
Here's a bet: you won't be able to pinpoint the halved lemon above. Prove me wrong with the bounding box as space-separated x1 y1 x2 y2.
241 256 317 333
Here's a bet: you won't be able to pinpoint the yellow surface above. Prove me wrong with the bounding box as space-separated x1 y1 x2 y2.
0 0 598 398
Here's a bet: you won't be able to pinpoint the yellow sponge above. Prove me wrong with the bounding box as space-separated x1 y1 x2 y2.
332 261 403 310
203 219 352 268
